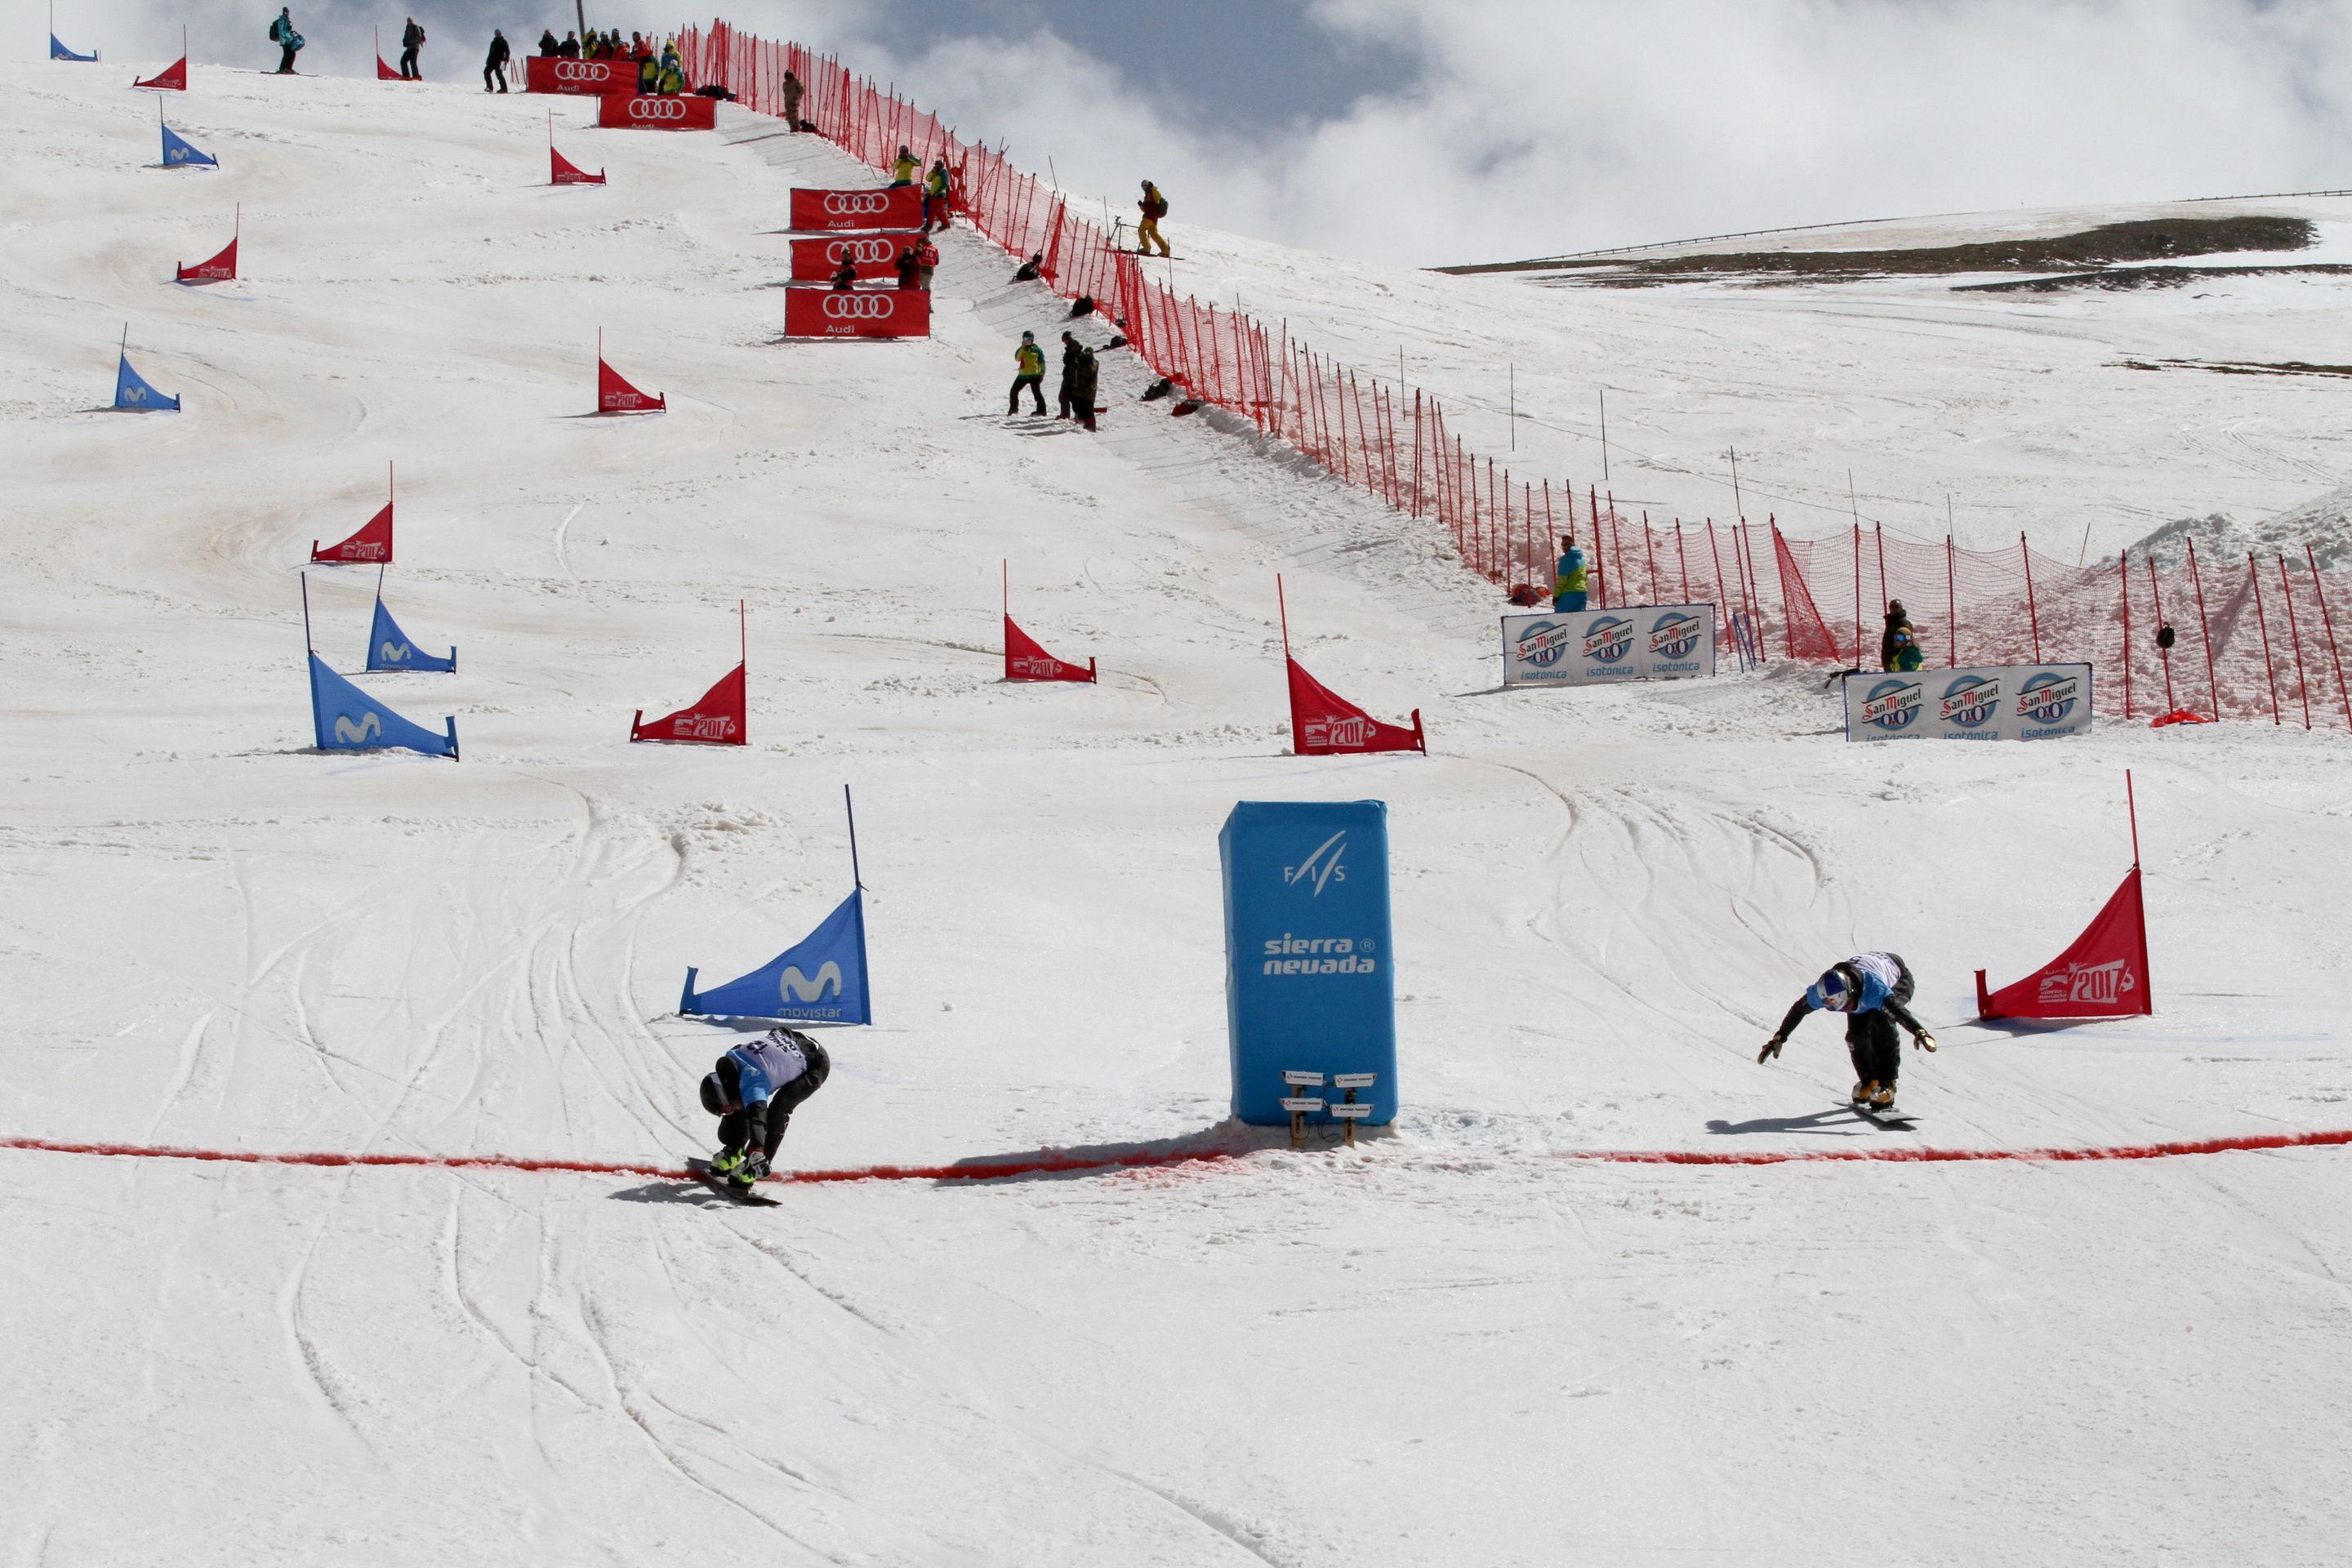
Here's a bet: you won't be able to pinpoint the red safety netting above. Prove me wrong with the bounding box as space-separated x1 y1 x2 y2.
671 20 2352 724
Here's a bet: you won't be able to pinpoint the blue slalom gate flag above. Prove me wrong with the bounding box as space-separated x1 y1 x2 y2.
307 652 458 759
680 888 871 1023
51 35 99 61
113 353 178 412
161 122 216 168
366 595 455 672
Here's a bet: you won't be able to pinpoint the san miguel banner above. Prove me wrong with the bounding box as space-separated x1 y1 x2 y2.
782 287 931 340
789 186 925 233
1977 866 2151 1019
597 93 717 131
524 56 641 94
1843 663 2094 742
789 233 912 282
1500 604 1716 688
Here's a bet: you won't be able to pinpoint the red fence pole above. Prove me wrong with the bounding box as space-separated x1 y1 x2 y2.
1852 521 1863 667
2119 550 2132 719
2185 540 2222 718
2278 555 2313 728
2248 552 2282 724
2146 556 2179 715
2308 543 2351 729
2020 532 2042 663
1945 533 1958 667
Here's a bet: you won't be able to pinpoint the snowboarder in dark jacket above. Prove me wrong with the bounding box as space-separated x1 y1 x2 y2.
701 1029 831 1193
1057 331 1084 419
483 29 510 91
1757 951 1937 1109
1069 345 1100 430
399 16 425 78
270 7 303 73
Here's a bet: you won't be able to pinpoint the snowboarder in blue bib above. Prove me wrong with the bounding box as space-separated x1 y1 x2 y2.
1757 951 1937 1109
701 1028 831 1192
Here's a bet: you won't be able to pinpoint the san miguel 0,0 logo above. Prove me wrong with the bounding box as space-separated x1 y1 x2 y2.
1581 616 1634 665
1862 677 1923 732
1940 672 2001 728
2016 670 2079 726
1647 610 1705 670
1514 619 1570 669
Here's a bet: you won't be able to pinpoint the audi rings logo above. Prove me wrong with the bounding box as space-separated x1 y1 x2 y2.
628 96 689 121
823 292 898 320
826 236 895 265
822 191 891 216
554 59 613 81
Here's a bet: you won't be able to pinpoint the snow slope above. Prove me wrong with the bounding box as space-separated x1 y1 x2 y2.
2 57 2349 1566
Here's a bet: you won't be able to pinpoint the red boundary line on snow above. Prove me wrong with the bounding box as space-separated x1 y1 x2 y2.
2 1128 2349 1186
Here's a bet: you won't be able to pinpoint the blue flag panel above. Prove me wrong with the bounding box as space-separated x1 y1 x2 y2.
365 596 456 672
306 652 457 759
51 35 100 61
681 889 871 1024
161 122 216 168
113 353 178 412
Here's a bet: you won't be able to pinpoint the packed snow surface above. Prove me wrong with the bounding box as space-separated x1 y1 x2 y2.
3 58 2350 1566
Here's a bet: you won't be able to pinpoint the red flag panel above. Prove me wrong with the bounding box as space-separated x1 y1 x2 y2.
550 146 605 185
1977 867 2152 1018
631 662 746 745
176 235 237 283
598 357 665 413
1285 657 1424 755
1004 616 1095 683
134 56 187 90
311 501 393 564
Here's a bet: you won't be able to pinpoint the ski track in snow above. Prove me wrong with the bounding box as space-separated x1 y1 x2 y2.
2 60 2350 1566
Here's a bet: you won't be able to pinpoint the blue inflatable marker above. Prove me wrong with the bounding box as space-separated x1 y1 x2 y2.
161 118 216 169
1219 800 1398 1127
112 327 178 412
366 577 455 671
681 786 874 1023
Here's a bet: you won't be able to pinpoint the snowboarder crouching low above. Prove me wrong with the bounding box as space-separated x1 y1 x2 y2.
702 1028 831 1192
1757 951 1937 1109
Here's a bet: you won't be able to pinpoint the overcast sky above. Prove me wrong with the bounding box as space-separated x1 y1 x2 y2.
39 0 2352 266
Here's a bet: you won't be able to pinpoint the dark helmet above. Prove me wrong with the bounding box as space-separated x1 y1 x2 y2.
699 1073 733 1116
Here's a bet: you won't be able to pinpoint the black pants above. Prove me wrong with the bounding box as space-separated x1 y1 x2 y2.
1846 955 1914 1086
399 45 420 78
1010 373 1045 414
719 1048 831 1160
485 62 506 91
1074 396 1096 430
1057 378 1074 417
276 44 297 72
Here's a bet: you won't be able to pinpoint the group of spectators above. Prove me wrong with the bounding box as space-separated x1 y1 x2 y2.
1011 331 1099 430
533 27 684 93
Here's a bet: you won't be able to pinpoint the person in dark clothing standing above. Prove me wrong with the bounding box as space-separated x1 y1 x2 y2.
829 260 859 292
483 29 510 91
399 16 425 78
1880 600 1918 671
701 1029 831 1193
270 7 303 73
1069 345 1100 430
894 243 923 290
1757 951 1938 1109
1010 332 1046 416
537 29 559 56
1056 331 1083 419
557 29 581 58
782 68 804 128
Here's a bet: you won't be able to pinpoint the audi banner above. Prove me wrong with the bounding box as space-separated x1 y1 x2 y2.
782 287 933 339
788 186 925 232
788 233 917 282
1842 663 2094 742
595 92 718 130
1499 604 1717 688
524 56 642 95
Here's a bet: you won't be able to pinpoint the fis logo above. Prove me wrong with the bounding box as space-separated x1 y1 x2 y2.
1862 677 1923 731
2037 959 2136 1007
2016 671 2079 725
332 711 382 745
1583 616 1634 663
1514 619 1570 668
1648 611 1703 660
1940 674 2000 726
780 961 843 1004
1284 831 1347 896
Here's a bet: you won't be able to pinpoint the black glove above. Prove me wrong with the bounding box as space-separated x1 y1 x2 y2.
1758 1034 1784 1063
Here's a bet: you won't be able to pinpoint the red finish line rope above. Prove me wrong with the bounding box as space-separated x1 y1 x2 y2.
2 1127 2348 1187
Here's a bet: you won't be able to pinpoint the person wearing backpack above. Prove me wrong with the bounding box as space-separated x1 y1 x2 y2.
1136 180 1171 256
483 28 510 91
398 16 425 79
268 7 304 74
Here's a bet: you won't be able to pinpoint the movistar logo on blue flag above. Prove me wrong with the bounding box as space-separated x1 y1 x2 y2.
114 354 179 412
680 889 871 1023
366 597 455 672
161 122 216 168
306 652 458 758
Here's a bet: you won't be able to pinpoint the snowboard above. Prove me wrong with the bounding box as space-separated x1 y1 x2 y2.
1847 1100 1921 1128
686 1156 780 1205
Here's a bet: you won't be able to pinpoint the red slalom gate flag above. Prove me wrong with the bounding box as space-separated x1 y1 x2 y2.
376 55 404 80
789 234 910 282
313 501 393 564
176 229 237 283
1286 658 1425 755
633 663 746 744
1005 617 1095 683
550 145 605 185
597 344 664 413
782 287 931 340
789 186 925 233
134 55 187 91
597 92 717 131
1976 866 2153 1020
